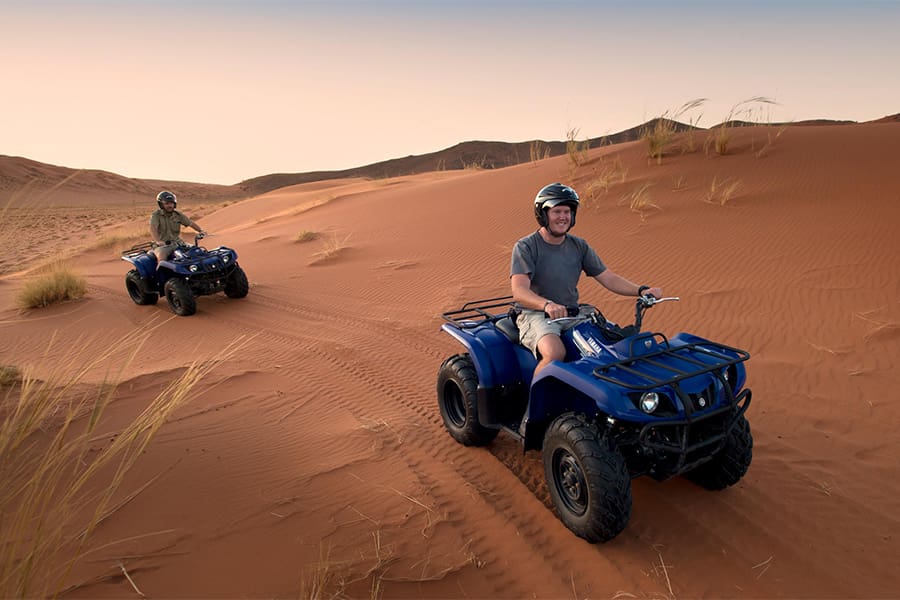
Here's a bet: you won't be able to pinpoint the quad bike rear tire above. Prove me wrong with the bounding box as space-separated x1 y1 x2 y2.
684 414 753 490
224 264 249 298
164 278 196 316
543 413 632 542
125 269 158 306
436 354 499 447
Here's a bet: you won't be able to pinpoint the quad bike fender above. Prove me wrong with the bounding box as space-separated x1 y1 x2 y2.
440 323 522 389
121 253 157 279
527 360 619 424
158 259 185 274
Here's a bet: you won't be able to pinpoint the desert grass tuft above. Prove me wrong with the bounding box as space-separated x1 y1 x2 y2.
565 127 591 170
311 232 352 263
299 543 344 600
0 365 21 387
755 122 789 158
583 156 629 205
704 175 742 205
706 96 778 156
529 140 551 163
16 262 87 309
0 328 247 597
642 99 706 164
619 182 658 220
294 230 319 243
461 157 488 170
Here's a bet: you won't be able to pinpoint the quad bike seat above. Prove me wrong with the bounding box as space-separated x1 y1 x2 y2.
495 317 520 344
496 308 636 350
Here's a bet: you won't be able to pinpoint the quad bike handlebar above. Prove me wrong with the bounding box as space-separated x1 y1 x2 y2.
546 295 681 332
638 295 680 307
634 295 680 331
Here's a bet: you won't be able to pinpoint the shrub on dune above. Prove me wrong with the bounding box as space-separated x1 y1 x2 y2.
16 263 87 309
0 365 21 386
295 230 319 243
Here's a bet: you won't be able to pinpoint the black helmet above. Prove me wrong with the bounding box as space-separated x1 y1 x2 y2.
534 183 579 228
157 191 177 209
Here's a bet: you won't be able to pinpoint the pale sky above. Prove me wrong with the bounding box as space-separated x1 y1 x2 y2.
2 0 898 184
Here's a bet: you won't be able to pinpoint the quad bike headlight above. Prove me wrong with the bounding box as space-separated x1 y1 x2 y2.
189 264 198 272
640 392 660 413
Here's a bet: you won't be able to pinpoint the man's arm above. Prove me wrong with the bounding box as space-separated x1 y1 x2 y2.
177 212 205 234
511 274 568 319
594 269 662 298
149 215 165 244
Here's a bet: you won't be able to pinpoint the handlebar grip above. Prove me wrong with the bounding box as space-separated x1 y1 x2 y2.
544 305 581 318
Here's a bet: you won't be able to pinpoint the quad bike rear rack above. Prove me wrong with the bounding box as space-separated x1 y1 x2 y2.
441 296 515 328
121 241 155 259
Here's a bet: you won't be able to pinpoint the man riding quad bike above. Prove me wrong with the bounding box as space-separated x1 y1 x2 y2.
121 232 249 316
437 295 752 542
437 183 752 542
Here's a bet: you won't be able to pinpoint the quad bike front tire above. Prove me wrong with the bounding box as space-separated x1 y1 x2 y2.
125 269 158 306
224 264 249 298
684 414 753 490
436 354 499 447
543 413 632 542
164 278 197 316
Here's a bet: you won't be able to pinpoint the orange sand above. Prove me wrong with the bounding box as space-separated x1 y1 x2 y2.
1 122 899 597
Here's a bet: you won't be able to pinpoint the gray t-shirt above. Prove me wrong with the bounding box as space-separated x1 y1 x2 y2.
510 231 606 307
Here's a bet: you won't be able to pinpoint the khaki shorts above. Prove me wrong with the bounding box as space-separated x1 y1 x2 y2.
153 241 180 262
517 308 591 356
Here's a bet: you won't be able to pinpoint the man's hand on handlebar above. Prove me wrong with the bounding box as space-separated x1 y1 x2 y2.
544 302 580 321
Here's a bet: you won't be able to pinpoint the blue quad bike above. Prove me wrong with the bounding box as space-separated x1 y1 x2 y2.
437 295 752 542
121 233 249 316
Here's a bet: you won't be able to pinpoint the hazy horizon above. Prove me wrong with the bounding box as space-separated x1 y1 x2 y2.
3 0 898 185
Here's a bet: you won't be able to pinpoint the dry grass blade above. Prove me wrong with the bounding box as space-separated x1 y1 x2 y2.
0 327 248 597
654 548 675 598
118 561 147 598
752 555 774 579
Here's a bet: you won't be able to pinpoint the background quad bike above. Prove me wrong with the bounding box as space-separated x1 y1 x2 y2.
122 233 249 316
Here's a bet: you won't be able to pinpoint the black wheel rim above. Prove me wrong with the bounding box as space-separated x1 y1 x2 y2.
442 382 466 428
553 449 588 516
168 289 182 310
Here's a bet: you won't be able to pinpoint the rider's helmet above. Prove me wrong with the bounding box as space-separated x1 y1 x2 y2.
156 191 177 209
534 183 579 229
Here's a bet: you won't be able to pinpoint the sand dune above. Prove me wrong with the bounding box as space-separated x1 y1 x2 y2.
2 122 899 597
